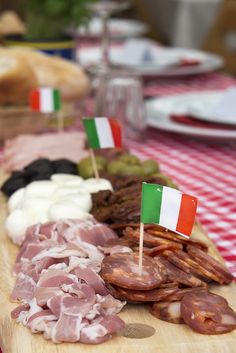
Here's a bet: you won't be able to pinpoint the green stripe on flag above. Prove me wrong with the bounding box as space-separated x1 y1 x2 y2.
83 118 100 149
53 89 61 111
141 183 163 224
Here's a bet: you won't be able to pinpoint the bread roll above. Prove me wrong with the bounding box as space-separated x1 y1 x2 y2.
8 47 91 101
0 49 37 105
0 11 26 37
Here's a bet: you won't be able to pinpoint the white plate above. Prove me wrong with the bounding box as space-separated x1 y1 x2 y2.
69 18 148 39
146 92 236 139
77 45 224 77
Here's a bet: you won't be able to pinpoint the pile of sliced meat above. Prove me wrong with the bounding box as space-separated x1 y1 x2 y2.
98 224 236 335
11 218 125 344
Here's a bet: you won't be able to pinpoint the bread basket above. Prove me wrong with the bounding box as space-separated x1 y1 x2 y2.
0 106 48 143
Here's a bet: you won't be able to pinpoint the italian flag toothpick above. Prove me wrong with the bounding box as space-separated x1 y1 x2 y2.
138 182 197 274
30 87 61 113
83 117 122 149
141 183 198 237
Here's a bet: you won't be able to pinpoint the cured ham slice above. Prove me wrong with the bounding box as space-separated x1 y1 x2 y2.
11 218 125 344
2 131 88 172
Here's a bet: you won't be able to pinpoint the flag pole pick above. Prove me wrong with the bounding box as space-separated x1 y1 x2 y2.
89 148 100 180
138 222 144 275
56 110 64 132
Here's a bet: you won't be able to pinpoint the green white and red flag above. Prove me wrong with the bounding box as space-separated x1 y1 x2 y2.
30 87 61 113
83 117 122 149
141 183 197 237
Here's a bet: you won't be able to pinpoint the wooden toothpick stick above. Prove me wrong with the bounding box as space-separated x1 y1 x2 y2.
89 148 100 180
138 222 144 275
57 110 64 132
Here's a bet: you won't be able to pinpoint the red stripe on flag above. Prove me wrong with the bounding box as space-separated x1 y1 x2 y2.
30 89 40 112
176 194 197 236
109 118 122 148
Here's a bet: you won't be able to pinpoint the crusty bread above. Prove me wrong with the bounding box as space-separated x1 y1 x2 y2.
7 47 91 101
0 11 26 37
0 49 38 105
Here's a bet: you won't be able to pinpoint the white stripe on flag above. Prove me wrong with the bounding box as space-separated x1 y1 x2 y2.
159 186 182 231
41 88 53 113
95 117 114 148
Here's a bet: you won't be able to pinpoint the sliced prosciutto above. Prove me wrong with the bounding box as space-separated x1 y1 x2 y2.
11 218 125 344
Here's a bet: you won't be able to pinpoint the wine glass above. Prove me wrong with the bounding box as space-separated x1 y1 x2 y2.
86 0 130 75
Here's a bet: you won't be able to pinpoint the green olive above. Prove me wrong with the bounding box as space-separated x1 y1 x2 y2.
119 165 145 176
142 159 160 175
94 155 107 168
106 160 126 175
118 153 140 165
78 162 104 179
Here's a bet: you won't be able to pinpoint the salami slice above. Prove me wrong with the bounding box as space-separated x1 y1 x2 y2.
181 290 236 334
144 244 183 257
150 301 184 324
162 287 205 302
114 286 179 303
100 253 165 290
123 227 181 248
187 246 234 284
165 250 220 284
154 256 206 288
147 228 208 252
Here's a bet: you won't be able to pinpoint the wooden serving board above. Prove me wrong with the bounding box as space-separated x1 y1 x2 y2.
0 169 235 353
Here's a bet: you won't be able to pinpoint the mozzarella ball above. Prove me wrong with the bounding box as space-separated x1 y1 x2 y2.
24 181 57 199
48 201 90 221
5 209 33 245
8 187 25 212
82 178 113 193
22 197 52 223
60 192 92 212
51 174 83 187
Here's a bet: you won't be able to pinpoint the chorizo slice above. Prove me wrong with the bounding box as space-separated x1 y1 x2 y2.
165 250 220 284
181 290 236 334
147 228 208 252
154 256 206 288
114 286 179 303
123 227 182 248
187 245 234 284
187 245 233 283
100 253 166 291
144 243 183 257
163 287 205 302
150 301 184 324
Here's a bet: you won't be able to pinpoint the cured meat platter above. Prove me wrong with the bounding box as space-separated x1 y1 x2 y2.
0 169 235 353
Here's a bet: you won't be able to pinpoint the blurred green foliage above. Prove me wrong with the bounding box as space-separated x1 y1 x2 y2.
25 0 97 39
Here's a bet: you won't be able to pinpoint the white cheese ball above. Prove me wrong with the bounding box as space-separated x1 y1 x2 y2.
48 201 90 221
60 192 92 212
22 197 52 223
5 209 33 245
24 181 57 199
52 186 87 201
51 174 83 187
82 178 113 193
8 187 25 212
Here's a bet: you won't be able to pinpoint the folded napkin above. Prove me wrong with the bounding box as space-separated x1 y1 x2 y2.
113 39 202 67
171 114 236 130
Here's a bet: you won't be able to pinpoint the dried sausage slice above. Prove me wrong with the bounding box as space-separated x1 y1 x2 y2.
151 301 184 324
165 250 220 284
154 256 206 288
114 286 179 303
187 245 234 284
181 290 236 334
100 253 165 290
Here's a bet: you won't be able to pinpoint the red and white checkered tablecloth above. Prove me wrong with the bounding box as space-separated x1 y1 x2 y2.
129 72 236 278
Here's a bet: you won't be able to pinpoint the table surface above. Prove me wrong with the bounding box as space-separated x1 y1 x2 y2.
0 70 236 353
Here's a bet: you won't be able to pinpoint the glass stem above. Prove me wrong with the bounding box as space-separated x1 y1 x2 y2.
101 13 110 66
